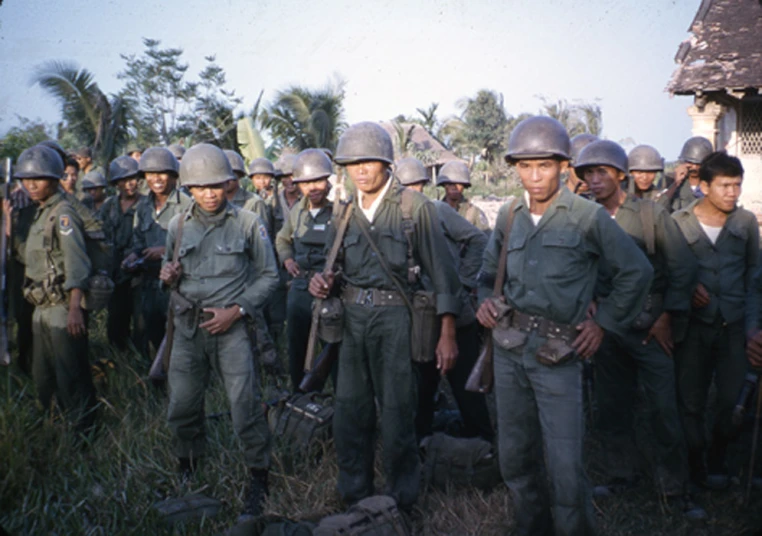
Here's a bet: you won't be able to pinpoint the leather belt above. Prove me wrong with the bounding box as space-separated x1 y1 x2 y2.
342 285 407 307
511 311 578 343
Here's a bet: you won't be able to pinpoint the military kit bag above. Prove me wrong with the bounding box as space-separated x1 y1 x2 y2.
420 432 502 491
268 392 334 450
315 296 344 343
313 495 411 536
410 290 439 362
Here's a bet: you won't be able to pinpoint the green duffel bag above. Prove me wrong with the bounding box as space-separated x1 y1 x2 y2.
268 392 334 450
420 432 501 490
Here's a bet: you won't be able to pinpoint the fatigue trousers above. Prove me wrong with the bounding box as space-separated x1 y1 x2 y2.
595 328 687 494
675 317 746 464
286 286 313 389
107 280 134 350
334 303 420 508
32 303 96 431
415 321 494 442
133 278 169 362
167 319 271 469
264 268 287 342
10 258 34 375
494 332 596 536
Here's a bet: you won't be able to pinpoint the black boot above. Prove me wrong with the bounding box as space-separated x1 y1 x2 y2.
178 457 198 481
239 468 269 521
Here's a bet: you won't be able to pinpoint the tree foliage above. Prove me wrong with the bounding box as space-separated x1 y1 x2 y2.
0 118 51 161
538 97 603 137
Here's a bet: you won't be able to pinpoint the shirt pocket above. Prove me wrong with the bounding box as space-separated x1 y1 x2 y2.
540 229 584 279
505 232 528 282
377 228 408 272
212 237 247 277
724 224 748 258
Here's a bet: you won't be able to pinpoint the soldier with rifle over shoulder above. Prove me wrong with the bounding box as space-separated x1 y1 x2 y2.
474 116 652 536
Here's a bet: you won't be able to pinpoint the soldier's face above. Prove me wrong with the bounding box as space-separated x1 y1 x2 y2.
443 183 464 202
631 170 657 192
281 175 296 193
407 183 425 193
86 187 106 203
62 165 78 194
225 179 239 195
684 162 701 178
566 169 589 194
700 175 742 213
345 161 389 197
144 172 175 196
297 179 329 207
116 177 139 198
251 174 272 192
128 151 142 162
515 159 566 203
22 178 59 202
75 155 92 170
190 184 226 212
583 165 624 203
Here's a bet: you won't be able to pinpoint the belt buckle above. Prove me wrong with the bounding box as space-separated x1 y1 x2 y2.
355 289 374 307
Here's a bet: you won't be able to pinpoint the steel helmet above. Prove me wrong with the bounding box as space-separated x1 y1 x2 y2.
569 133 599 164
505 116 570 163
248 157 275 177
436 161 471 187
139 147 180 177
574 140 629 175
81 170 107 189
678 136 713 164
628 145 664 172
109 155 140 183
167 144 186 161
293 149 333 183
223 150 247 179
179 143 236 187
334 122 394 165
14 145 64 180
395 158 429 186
36 140 68 166
274 154 297 178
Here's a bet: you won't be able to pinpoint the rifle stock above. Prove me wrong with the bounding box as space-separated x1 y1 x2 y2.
149 334 169 380
0 158 12 366
299 342 338 392
465 335 493 393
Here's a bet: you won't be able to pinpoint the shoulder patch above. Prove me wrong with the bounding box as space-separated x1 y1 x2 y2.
258 224 270 241
59 214 73 236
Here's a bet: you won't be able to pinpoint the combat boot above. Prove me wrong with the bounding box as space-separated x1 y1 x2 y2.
178 457 198 481
239 468 269 522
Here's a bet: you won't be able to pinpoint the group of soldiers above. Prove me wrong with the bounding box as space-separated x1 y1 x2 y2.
4 113 762 534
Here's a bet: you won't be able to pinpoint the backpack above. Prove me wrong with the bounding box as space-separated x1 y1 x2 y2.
420 432 502 491
313 496 411 536
43 198 114 311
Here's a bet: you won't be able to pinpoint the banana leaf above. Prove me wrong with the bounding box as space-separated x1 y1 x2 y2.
237 117 265 164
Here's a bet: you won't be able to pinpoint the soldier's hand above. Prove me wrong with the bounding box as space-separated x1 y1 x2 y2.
476 298 500 329
747 329 762 368
573 319 604 360
122 252 140 271
586 300 598 319
200 306 241 335
284 258 301 278
643 311 674 357
436 314 458 374
691 284 711 308
142 246 165 261
674 163 689 185
67 305 86 338
309 271 334 299
2 199 12 237
159 261 182 286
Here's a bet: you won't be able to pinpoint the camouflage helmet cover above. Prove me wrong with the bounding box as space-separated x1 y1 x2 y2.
395 157 429 186
505 116 571 163
139 147 180 176
14 145 64 180
628 145 664 172
179 143 236 187
436 161 471 187
334 122 394 165
293 149 333 183
574 140 629 175
108 155 140 183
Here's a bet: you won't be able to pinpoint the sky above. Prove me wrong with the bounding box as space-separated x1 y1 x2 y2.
0 0 701 158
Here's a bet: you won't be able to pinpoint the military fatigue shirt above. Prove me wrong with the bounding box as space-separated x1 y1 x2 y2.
334 182 460 316
670 179 703 213
229 187 269 229
25 192 90 291
479 186 653 334
131 188 192 274
100 194 144 283
164 202 279 316
673 201 759 325
597 195 696 313
633 185 671 212
457 199 490 232
275 197 333 291
434 200 487 289
62 191 105 237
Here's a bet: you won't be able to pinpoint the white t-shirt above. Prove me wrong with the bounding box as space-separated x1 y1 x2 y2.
357 177 393 223
699 222 722 245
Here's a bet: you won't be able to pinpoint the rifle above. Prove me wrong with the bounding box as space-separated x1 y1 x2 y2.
299 342 339 392
0 158 11 366
148 209 189 380
465 198 519 393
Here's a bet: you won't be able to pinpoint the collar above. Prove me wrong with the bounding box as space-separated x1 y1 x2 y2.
356 176 394 221
39 191 64 211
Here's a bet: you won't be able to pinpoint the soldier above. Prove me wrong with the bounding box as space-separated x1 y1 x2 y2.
396 157 493 441
672 151 758 490
668 136 714 213
436 161 490 232
61 157 79 196
81 170 107 212
167 144 186 162
72 146 100 178
223 150 269 224
566 133 597 198
575 140 703 517
275 149 334 389
159 143 278 520
125 143 143 163
309 122 461 509
627 145 670 210
100 156 144 351
122 147 191 362
475 116 652 536
15 145 96 431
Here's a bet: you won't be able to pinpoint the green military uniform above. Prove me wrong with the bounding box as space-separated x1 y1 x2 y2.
229 187 270 227
23 192 95 429
672 201 759 480
131 188 192 359
164 202 278 468
100 193 144 349
456 198 490 233
330 182 460 508
594 194 696 494
275 196 333 389
670 179 703 213
479 186 652 535
415 201 493 442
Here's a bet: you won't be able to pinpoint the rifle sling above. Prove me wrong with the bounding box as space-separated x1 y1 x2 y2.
161 208 189 371
493 198 520 298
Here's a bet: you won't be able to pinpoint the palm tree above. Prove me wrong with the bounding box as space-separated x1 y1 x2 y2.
31 61 128 166
263 80 346 152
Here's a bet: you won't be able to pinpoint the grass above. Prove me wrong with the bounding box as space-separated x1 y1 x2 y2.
3 312 762 535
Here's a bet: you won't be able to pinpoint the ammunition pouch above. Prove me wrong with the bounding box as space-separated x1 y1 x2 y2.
631 293 664 331
315 296 344 343
491 300 527 351
410 290 439 363
22 276 66 307
81 273 114 311
170 290 199 338
510 310 578 367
